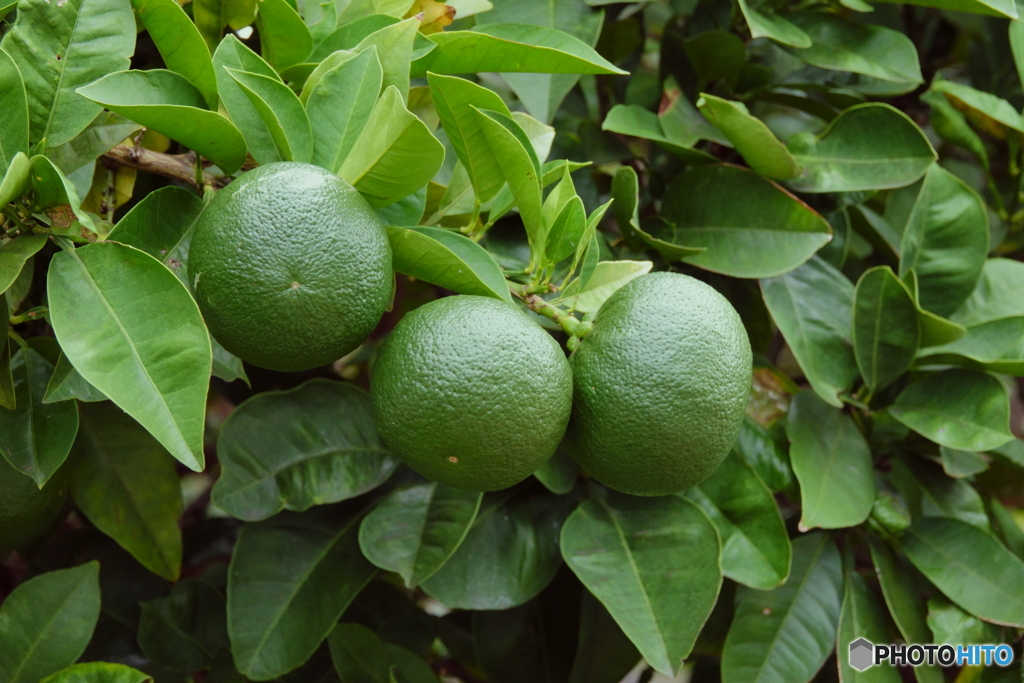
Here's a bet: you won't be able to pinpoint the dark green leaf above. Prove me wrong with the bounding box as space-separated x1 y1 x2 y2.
359 482 482 588
43 352 107 404
922 90 989 170
131 0 218 109
307 47 382 175
737 0 810 48
561 494 721 676
721 533 843 683
533 446 580 495
568 591 641 683
853 266 919 391
0 562 101 683
47 242 211 471
327 622 436 683
903 269 967 348
889 456 989 530
926 595 1001 647
137 578 229 674
71 402 184 581
697 94 800 180
256 0 312 72
212 379 397 522
0 347 79 486
228 506 376 680
734 416 794 493
601 104 719 164
194 0 257 52
952 258 1024 326
0 235 46 296
226 68 313 163
213 35 284 165
837 568 901 683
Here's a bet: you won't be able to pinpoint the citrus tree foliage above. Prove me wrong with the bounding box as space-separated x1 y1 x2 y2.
3 0 1024 681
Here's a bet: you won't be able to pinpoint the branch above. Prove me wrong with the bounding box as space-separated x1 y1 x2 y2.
102 144 228 188
509 285 582 337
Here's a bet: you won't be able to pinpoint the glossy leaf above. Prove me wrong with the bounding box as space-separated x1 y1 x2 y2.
889 456 990 530
0 48 28 171
853 266 919 391
890 370 1013 452
0 562 101 683
659 165 832 278
137 578 229 674
213 35 284 165
30 155 95 233
903 517 1024 627
0 0 135 148
939 446 989 478
684 451 791 590
720 533 843 683
922 89 989 169
40 663 152 683
561 494 721 677
917 317 1024 375
359 482 482 587
0 235 46 296
45 111 139 174
76 70 247 174
734 416 794 494
226 68 312 163
697 95 800 180
903 269 967 348
353 17 418 100
71 402 184 580
952 258 1024 326
387 226 511 302
837 569 901 683
339 85 446 208
422 489 568 610
602 104 719 164
788 390 875 530
307 47 382 174
47 242 212 471
212 379 397 522
414 23 627 77
555 260 652 313
544 196 587 265
761 256 859 407
0 152 30 208
787 104 936 193
533 447 580 494
131 0 218 109
255 0 312 72
0 347 79 486
737 0 810 48
227 506 376 680
930 78 1024 140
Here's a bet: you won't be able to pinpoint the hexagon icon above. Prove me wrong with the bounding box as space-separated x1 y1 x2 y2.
849 638 874 672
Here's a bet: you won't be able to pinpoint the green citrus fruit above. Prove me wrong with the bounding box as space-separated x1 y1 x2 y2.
370 295 573 491
568 272 752 496
0 456 69 553
189 162 392 372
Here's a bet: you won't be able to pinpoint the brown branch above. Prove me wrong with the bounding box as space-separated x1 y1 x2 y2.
102 144 229 189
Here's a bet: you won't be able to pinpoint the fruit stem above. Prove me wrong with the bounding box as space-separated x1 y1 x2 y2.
509 285 584 338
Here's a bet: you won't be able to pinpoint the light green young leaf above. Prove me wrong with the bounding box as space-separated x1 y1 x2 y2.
387 226 513 303
556 260 652 314
71 402 184 580
29 155 96 234
853 266 919 391
212 379 398 521
308 14 398 61
47 242 212 471
0 48 29 172
353 17 418 100
227 68 313 163
737 0 810 48
0 0 135 148
788 390 875 530
544 196 587 266
0 152 30 208
339 85 445 208
307 47 382 174
76 70 247 174
213 35 283 165
561 494 722 677
40 663 153 683
131 0 218 109
359 482 483 587
787 103 936 193
0 563 101 683
256 0 313 72
697 94 800 180
512 111 555 161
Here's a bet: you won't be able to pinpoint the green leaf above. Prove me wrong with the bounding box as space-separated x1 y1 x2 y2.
353 17 418 100
697 95 800 180
40 663 152 683
787 13 923 87
386 226 513 303
0 0 135 148
194 0 258 52
308 14 397 61
853 266 919 391
339 85 446 208
735 416 794 494
328 622 437 683
892 165 988 318
545 196 587 265
359 482 482 587
929 78 1024 140
45 111 140 175
76 70 247 174
568 591 641 683
0 562 101 683
428 73 512 203
227 506 376 680
71 402 184 581
737 0 810 48
47 242 212 471
307 47 382 174
213 35 284 166
903 269 967 348
106 185 205 287
422 489 568 610
952 258 1024 326
786 104 936 193
601 104 718 165
890 370 1014 452
683 451 791 590
0 152 30 208
561 494 721 677
256 0 312 72
760 256 859 407
413 23 627 78
939 446 989 478
0 48 29 171
720 533 843 683
131 0 218 109
903 517 1024 627
926 595 1001 647
0 235 46 296
137 578 229 674
837 568 901 683
0 347 79 487
922 90 989 170
30 155 95 234
660 165 832 278
917 317 1024 375
212 379 398 521
788 390 875 530
889 456 990 530
226 68 313 163
533 446 580 494
555 260 652 314
0 299 12 412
